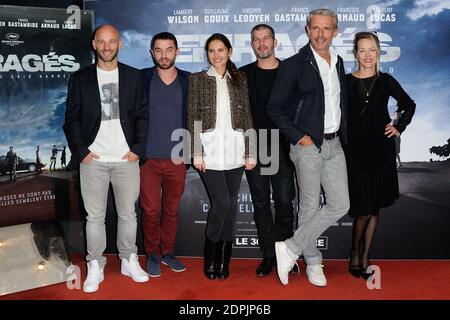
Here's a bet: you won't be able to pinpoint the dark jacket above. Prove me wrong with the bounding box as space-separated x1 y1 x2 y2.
239 60 291 163
266 44 348 148
6 150 17 165
64 63 148 163
187 70 254 158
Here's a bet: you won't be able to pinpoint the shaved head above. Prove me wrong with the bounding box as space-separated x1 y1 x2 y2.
92 24 121 68
94 24 120 41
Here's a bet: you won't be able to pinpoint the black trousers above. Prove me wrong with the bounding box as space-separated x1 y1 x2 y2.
245 158 296 257
199 166 244 242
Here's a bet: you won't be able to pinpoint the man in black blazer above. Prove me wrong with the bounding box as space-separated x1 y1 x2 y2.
64 24 149 293
139 32 190 278
266 9 350 287
239 24 297 278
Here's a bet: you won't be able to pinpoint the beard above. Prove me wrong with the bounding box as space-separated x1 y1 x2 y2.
155 57 176 70
254 47 275 59
96 49 119 63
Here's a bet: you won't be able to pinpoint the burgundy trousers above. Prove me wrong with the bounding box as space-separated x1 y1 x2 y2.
140 159 186 256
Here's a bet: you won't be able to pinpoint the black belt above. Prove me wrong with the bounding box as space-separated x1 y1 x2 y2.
324 132 338 140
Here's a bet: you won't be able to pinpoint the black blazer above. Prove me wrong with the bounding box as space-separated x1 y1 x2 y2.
266 44 348 148
239 60 280 131
64 63 149 163
238 60 291 162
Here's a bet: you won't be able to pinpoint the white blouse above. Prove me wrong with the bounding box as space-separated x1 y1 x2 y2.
200 66 245 170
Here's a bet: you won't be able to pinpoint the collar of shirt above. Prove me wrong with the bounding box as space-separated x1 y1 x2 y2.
207 65 231 79
310 44 337 71
310 45 341 134
96 66 118 74
152 68 178 83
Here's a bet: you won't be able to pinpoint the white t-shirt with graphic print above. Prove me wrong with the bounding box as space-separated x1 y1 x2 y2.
88 67 129 162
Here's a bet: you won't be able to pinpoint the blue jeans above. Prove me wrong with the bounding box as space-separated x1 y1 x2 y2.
286 137 349 265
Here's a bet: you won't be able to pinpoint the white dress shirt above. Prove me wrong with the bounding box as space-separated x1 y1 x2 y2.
310 45 341 134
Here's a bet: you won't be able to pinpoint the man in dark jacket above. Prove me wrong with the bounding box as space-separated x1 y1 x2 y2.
140 32 190 278
64 24 149 293
5 146 17 182
267 9 350 287
239 24 296 277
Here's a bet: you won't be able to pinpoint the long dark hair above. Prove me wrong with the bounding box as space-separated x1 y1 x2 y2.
204 33 239 83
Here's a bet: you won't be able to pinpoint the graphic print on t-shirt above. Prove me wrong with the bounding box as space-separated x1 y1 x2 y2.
100 82 119 121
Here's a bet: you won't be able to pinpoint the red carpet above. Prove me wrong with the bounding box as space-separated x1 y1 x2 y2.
2 254 450 300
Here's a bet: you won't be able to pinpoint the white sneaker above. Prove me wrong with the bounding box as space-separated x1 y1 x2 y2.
306 264 327 287
83 260 104 293
275 241 298 285
121 253 149 283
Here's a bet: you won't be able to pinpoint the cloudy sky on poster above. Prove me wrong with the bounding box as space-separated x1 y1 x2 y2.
2 1 447 163
0 7 93 166
86 0 450 161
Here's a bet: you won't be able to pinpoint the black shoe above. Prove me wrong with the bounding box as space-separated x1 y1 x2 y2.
348 263 362 278
360 267 375 280
215 241 232 280
203 237 217 280
360 256 374 280
348 251 362 278
256 257 275 277
290 262 300 275
360 263 375 280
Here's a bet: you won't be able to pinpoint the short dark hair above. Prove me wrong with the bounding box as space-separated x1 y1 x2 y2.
151 32 178 50
251 24 275 40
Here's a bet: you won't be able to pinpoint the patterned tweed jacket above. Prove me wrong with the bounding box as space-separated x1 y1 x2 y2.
187 70 255 158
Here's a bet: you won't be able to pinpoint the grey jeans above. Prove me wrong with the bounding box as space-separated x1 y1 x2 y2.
80 160 140 269
286 137 349 265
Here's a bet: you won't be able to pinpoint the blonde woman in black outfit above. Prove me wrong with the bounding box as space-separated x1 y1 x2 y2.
346 32 416 279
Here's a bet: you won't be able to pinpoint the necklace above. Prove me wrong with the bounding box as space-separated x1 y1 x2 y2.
358 72 377 103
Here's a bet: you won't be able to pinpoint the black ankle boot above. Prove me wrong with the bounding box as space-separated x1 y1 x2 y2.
256 256 276 277
203 237 217 280
215 241 232 280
